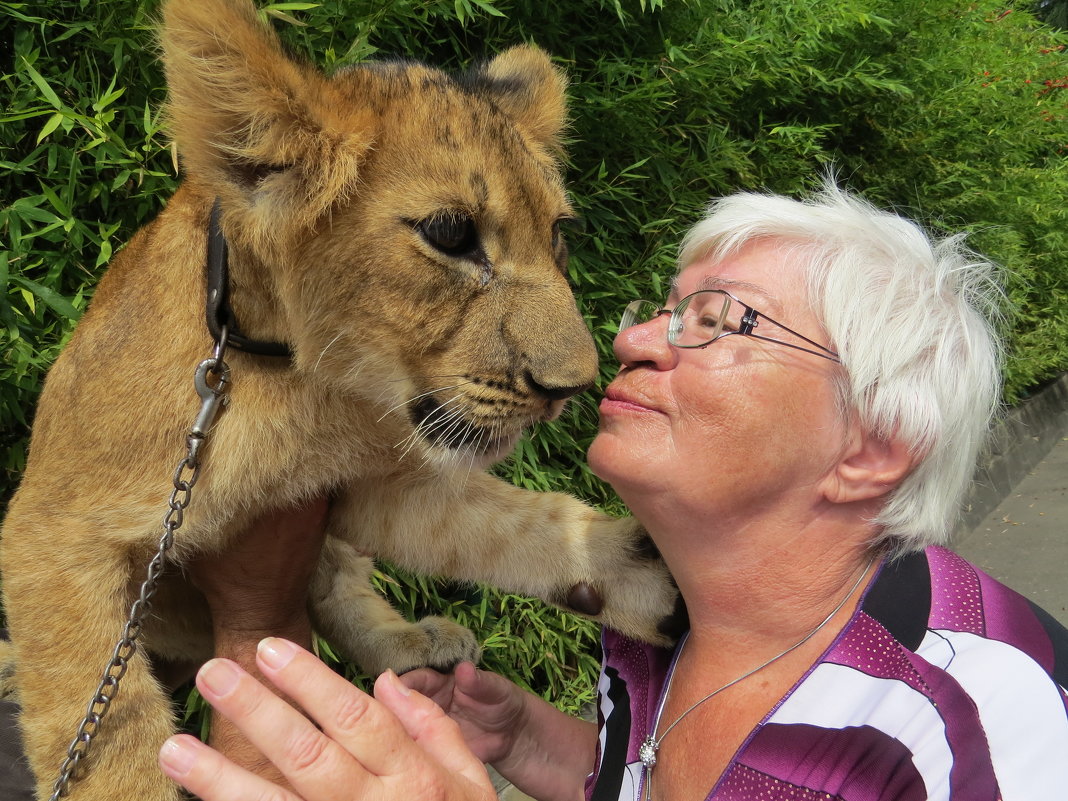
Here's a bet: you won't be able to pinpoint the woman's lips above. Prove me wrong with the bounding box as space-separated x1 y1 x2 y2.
600 386 660 414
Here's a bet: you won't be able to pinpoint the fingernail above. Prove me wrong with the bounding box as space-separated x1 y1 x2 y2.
199 659 241 697
258 637 297 670
385 669 411 696
160 736 199 777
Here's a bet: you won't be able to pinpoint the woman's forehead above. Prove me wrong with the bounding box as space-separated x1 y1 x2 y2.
670 270 785 316
676 239 814 307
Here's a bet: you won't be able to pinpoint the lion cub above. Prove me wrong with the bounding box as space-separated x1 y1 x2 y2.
0 0 678 798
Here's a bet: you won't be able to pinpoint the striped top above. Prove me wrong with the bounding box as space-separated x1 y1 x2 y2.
586 546 1068 801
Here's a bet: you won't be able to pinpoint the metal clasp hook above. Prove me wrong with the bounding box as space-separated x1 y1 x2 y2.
191 358 230 440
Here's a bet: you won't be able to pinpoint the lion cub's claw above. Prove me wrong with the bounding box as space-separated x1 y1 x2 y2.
388 616 481 675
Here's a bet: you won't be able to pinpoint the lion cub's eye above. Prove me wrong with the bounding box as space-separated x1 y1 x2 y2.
416 212 479 257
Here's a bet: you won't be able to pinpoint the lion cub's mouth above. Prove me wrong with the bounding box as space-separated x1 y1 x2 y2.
409 396 522 457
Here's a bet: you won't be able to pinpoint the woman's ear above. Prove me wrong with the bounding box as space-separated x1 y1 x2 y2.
821 426 915 505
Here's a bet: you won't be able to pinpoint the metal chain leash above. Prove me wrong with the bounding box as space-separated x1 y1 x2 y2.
49 338 231 800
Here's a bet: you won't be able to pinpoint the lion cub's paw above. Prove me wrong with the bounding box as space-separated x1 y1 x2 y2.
369 616 481 676
570 517 683 648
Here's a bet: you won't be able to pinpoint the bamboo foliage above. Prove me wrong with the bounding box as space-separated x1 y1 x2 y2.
2 0 1066 712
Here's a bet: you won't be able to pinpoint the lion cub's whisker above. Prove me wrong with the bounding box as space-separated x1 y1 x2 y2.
396 394 466 460
376 382 474 423
437 410 473 448
313 332 346 373
567 393 599 427
421 399 469 442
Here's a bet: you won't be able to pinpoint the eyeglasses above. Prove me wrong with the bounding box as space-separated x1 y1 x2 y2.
619 289 840 363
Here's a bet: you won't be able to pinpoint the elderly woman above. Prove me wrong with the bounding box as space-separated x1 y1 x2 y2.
159 184 1068 800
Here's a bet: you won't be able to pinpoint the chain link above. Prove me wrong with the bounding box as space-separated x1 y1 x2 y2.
49 350 230 800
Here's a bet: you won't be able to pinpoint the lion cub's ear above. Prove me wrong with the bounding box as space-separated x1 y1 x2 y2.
159 0 372 242
471 45 568 156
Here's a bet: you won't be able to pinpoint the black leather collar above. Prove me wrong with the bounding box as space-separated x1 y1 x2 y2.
205 198 292 359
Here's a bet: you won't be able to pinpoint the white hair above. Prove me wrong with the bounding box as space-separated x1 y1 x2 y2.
678 181 1005 554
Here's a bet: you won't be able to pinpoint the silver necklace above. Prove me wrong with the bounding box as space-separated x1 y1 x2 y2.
638 556 876 799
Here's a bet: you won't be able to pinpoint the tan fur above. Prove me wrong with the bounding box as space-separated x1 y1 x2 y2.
0 1 677 798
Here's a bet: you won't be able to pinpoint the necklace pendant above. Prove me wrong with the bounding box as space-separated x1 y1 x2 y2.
639 735 659 769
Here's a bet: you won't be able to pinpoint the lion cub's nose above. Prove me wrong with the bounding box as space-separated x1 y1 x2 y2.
525 371 593 401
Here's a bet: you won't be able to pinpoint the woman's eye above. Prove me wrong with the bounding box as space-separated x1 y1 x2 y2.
417 213 479 256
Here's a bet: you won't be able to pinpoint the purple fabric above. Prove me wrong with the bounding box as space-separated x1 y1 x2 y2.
716 763 853 800
927 545 987 634
600 628 673 763
826 612 999 799
827 611 932 688
976 571 1055 673
927 545 1055 672
735 723 927 801
587 547 1068 801
901 646 1000 799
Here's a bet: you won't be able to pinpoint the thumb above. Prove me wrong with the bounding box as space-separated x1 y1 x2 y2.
453 661 526 727
374 670 493 792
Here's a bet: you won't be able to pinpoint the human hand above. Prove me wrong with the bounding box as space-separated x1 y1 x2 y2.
189 496 330 638
401 665 595 801
399 662 527 765
158 638 496 801
184 498 332 784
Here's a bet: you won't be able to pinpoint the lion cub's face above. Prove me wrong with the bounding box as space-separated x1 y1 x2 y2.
162 1 598 467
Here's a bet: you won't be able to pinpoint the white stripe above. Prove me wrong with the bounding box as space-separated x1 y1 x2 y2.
596 667 645 801
768 662 954 799
596 666 614 777
920 629 1068 800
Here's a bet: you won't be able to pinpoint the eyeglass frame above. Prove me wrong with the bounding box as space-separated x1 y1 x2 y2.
620 288 841 363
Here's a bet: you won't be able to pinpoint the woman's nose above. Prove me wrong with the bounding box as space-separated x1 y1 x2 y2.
612 314 678 371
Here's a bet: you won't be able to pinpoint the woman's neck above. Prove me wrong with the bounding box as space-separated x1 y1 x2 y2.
647 504 881 654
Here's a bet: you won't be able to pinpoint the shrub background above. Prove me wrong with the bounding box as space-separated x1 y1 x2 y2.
2 0 1066 714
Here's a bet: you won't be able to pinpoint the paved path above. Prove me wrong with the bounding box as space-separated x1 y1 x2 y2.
953 434 1068 626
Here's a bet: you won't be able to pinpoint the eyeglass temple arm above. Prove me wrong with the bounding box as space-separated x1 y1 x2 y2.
742 332 841 363
738 306 840 363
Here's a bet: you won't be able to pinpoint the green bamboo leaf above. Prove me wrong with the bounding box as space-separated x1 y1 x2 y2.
38 183 71 218
92 85 126 113
264 9 308 26
19 57 64 110
52 22 93 44
0 4 48 23
35 112 64 144
0 252 20 337
0 108 57 124
8 199 62 226
9 276 81 321
469 0 507 17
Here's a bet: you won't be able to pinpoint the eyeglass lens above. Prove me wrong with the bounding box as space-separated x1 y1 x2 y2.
619 299 663 331
672 291 743 346
619 291 745 347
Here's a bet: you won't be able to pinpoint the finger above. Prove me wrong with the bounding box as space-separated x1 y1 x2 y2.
196 657 370 799
159 734 302 801
453 661 514 706
398 666 456 707
254 638 459 778
373 669 494 789
452 662 526 730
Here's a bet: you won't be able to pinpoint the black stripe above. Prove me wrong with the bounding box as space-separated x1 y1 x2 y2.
589 666 631 801
862 550 932 651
